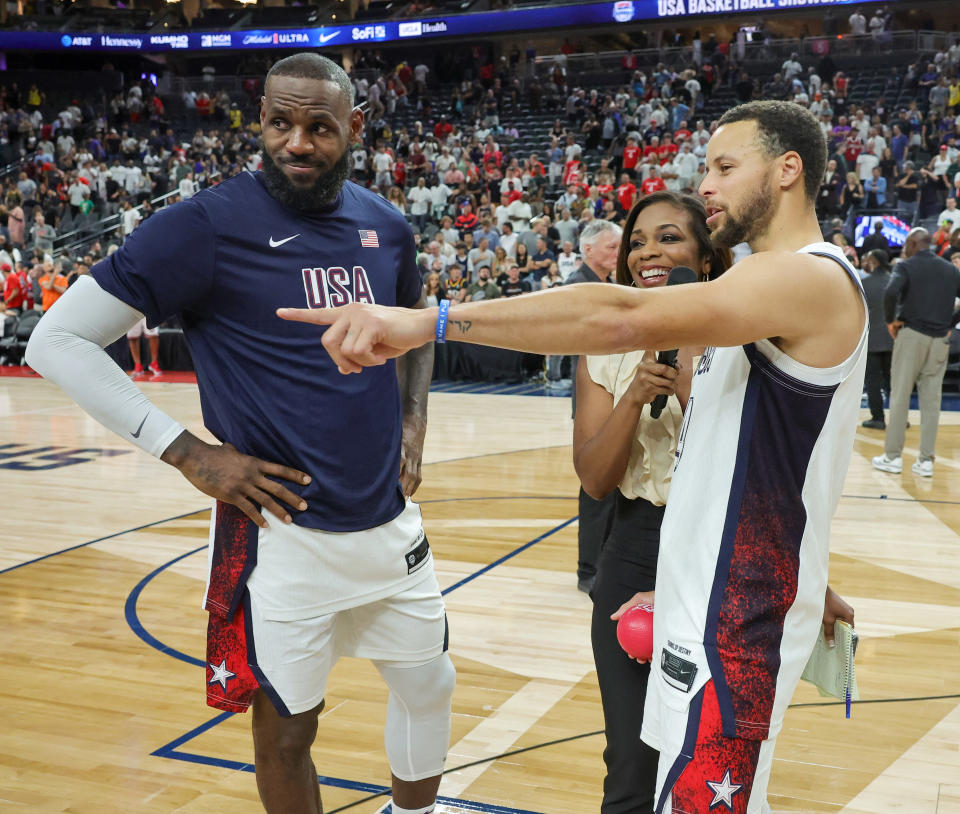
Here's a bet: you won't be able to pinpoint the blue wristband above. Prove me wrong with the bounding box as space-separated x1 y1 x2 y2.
435 299 450 344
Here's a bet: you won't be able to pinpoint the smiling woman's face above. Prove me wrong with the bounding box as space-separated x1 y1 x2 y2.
626 202 707 288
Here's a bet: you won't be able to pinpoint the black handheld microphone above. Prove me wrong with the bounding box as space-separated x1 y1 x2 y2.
649 265 699 419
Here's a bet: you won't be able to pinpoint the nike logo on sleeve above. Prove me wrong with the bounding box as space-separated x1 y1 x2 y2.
269 234 301 248
131 412 149 439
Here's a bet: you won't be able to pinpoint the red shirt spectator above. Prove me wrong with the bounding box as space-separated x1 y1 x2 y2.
597 182 614 197
12 268 35 310
3 264 23 309
674 128 692 143
409 150 427 175
563 159 583 186
616 181 637 212
641 175 667 195
643 143 660 160
434 120 453 139
454 208 479 235
483 148 503 173
393 159 406 188
844 135 863 165
622 143 641 170
657 142 679 165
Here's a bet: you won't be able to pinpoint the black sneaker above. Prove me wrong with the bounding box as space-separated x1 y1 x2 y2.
861 419 886 430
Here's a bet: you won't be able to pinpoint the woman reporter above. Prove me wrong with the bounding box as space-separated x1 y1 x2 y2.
574 191 728 814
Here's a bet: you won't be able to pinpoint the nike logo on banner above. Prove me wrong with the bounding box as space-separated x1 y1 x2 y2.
269 234 300 248
318 31 340 43
131 412 149 439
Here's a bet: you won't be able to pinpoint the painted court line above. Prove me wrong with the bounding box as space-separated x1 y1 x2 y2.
441 679 574 798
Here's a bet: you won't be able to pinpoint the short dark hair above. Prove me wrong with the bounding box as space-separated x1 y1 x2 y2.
266 53 354 107
616 191 732 286
717 100 827 203
865 249 890 268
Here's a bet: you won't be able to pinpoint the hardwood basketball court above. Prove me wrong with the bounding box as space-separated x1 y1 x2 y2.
2 372 959 813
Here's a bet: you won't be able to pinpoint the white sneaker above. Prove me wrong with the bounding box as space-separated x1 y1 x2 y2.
872 454 902 473
912 459 933 477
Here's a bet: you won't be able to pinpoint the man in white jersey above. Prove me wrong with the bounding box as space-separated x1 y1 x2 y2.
281 100 865 814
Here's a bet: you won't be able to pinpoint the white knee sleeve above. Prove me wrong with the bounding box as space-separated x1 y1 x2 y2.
375 652 456 782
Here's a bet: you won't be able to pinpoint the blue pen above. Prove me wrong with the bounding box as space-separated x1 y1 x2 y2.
845 685 851 719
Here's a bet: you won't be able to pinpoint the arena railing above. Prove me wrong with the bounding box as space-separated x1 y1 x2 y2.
51 172 221 258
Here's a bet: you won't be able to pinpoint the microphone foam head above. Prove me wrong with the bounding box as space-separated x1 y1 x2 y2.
665 266 699 286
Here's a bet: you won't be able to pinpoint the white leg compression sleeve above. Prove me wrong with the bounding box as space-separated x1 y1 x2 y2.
375 652 456 782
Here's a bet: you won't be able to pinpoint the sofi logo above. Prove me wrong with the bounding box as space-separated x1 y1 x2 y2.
613 0 635 21
351 25 386 41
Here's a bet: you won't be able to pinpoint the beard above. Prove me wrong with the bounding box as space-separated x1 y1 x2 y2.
260 141 351 213
710 172 776 249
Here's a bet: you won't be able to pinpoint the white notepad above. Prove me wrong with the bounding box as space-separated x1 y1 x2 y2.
801 620 860 708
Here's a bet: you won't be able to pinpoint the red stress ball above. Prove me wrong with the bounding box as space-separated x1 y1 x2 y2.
616 603 654 661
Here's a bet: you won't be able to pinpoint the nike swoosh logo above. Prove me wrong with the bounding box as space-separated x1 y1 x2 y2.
269 234 300 248
318 31 340 43
131 412 149 439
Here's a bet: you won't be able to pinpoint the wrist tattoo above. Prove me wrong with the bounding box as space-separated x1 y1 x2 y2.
450 319 472 335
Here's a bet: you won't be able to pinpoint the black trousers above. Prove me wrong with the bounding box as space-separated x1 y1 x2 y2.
577 487 616 582
590 492 662 814
865 350 892 421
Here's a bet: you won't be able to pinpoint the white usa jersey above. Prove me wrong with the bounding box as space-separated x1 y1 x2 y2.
642 242 867 746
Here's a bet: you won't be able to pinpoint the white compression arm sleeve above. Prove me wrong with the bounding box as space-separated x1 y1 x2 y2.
25 275 186 458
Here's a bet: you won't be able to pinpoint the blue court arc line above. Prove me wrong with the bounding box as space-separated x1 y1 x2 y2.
124 544 208 668
153 713 544 814
154 713 545 814
125 500 578 668
441 516 578 596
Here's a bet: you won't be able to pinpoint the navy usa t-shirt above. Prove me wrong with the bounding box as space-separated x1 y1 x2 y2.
93 171 421 531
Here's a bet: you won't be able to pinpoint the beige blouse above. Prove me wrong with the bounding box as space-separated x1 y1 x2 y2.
585 350 687 507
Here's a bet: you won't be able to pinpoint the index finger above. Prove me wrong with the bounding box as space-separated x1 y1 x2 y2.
648 363 678 379
256 458 312 485
823 617 837 647
277 307 340 325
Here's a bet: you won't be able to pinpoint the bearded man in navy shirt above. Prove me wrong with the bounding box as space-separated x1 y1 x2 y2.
27 53 453 814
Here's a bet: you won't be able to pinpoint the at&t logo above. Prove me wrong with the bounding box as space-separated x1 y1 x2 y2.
61 34 93 47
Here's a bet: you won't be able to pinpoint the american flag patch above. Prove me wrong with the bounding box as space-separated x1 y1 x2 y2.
358 229 379 247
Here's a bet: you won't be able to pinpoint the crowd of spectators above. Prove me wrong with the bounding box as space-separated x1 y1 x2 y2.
344 22 960 302
0 76 262 326
3 15 960 349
